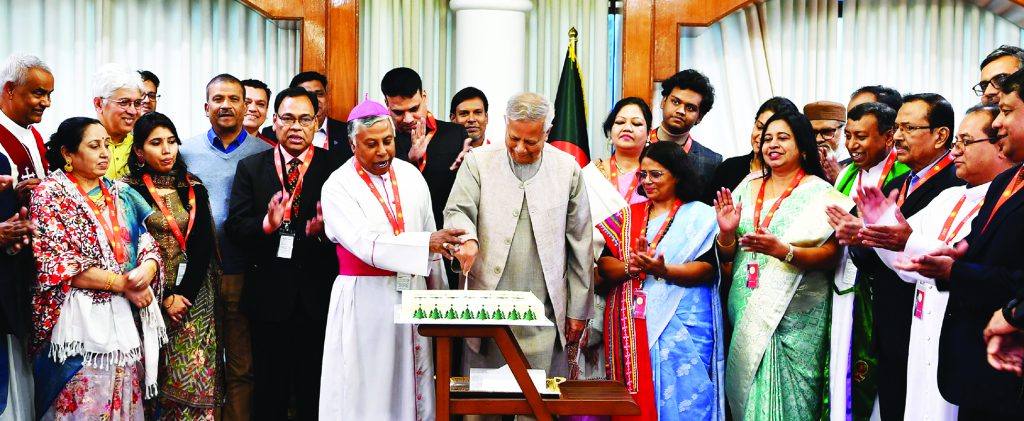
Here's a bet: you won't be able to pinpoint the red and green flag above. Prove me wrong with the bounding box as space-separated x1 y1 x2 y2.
549 27 590 167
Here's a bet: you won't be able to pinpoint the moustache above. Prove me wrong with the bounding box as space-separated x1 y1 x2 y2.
217 110 235 117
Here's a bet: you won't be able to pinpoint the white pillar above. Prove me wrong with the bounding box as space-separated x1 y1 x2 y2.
449 0 532 145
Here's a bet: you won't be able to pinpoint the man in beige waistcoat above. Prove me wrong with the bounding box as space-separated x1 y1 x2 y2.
445 92 594 376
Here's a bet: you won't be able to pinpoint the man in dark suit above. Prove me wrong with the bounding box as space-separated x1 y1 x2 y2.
0 160 33 419
830 93 963 420
226 86 340 421
380 67 470 241
898 71 1024 418
261 71 351 165
650 69 723 189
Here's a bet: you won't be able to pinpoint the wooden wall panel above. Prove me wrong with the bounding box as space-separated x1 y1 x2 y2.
622 0 654 101
623 0 754 101
236 0 358 120
326 0 359 120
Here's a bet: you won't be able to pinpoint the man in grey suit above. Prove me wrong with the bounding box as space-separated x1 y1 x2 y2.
445 92 593 376
652 69 723 190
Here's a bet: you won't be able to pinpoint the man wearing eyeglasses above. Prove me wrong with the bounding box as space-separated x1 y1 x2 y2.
894 70 1024 418
805 101 847 183
226 86 340 421
853 105 1011 420
262 72 351 165
974 45 1024 106
137 70 160 115
829 93 964 420
92 63 144 179
179 73 271 421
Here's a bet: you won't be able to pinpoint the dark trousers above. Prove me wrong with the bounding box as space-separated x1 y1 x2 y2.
873 278 914 420
250 308 326 421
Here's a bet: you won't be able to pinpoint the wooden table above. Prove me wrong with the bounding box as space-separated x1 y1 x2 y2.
418 324 641 420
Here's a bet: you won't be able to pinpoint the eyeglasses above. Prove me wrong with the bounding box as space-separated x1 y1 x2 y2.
812 127 842 140
893 123 935 134
973 73 1010 96
952 135 1002 151
278 115 316 127
636 170 665 180
104 97 144 109
142 92 160 102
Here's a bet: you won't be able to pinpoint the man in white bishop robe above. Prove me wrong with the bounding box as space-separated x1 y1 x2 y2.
319 98 465 420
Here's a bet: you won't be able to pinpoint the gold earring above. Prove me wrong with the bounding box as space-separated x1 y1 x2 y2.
64 162 73 172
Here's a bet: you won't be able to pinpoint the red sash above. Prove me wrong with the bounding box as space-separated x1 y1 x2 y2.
336 244 395 276
0 123 48 178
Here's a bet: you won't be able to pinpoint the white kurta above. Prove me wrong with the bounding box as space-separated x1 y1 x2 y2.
319 158 444 421
828 156 893 421
873 183 990 421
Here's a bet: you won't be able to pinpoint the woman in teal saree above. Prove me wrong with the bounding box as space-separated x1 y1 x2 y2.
713 111 852 420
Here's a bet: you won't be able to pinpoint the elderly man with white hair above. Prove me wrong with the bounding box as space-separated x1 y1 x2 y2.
0 52 51 421
319 96 465 420
446 92 594 377
0 53 53 202
92 63 144 179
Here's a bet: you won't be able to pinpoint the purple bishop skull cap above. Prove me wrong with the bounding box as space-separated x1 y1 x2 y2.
347 93 390 121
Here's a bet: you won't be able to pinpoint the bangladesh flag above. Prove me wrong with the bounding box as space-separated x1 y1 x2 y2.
549 27 590 167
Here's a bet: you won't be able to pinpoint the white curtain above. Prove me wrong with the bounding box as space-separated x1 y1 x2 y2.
0 0 300 137
358 0 452 118
526 0 610 159
669 0 1024 159
840 0 1024 114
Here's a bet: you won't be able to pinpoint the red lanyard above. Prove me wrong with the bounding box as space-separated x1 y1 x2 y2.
857 150 898 191
638 199 682 251
68 174 127 264
609 154 639 202
648 128 692 153
897 154 954 207
273 146 315 223
981 166 1024 234
354 161 405 235
937 194 982 244
142 174 196 253
754 170 806 230
416 112 438 172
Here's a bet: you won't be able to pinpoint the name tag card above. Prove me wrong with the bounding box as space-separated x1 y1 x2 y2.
633 290 648 319
914 286 926 320
277 233 295 259
397 273 413 291
746 263 760 289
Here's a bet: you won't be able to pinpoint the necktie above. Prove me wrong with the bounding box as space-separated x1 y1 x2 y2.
286 158 301 217
908 174 920 192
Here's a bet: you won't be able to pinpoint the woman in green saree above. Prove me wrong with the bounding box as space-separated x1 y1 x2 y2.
713 111 852 420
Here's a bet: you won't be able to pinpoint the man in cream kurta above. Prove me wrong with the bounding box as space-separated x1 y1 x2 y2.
445 92 594 375
319 99 464 420
858 105 1012 421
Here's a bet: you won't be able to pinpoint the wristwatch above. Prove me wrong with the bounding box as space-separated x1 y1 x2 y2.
784 244 795 263
1004 297 1024 330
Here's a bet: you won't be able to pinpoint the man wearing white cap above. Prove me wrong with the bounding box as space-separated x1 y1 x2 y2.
319 95 465 420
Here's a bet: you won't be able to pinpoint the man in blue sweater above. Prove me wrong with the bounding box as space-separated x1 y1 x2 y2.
179 73 271 421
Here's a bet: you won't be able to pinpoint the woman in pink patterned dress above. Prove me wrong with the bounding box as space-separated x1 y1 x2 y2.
30 117 165 420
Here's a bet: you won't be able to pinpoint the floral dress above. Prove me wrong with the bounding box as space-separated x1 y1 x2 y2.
30 171 165 421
